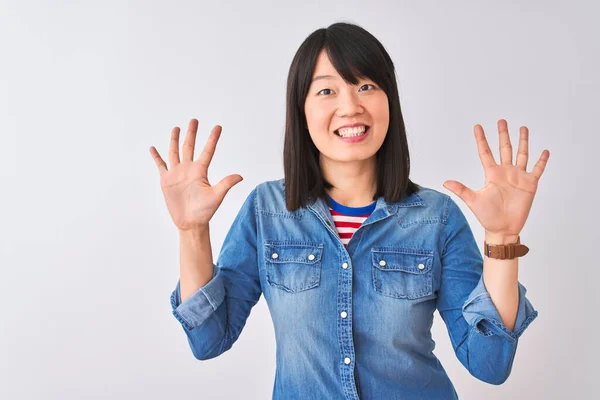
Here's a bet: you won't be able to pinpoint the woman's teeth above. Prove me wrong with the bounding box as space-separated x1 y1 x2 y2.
335 126 368 137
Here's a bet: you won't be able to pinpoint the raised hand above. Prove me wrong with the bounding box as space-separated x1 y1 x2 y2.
149 119 243 232
442 119 550 239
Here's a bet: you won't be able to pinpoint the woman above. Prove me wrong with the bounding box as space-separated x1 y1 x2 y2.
150 22 549 400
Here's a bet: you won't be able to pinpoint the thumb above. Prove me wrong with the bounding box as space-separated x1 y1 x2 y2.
214 174 244 198
443 180 476 206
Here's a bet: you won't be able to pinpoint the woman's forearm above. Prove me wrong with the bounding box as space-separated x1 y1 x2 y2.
179 225 214 303
482 232 520 331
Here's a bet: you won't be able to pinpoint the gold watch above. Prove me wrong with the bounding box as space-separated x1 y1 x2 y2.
483 235 529 259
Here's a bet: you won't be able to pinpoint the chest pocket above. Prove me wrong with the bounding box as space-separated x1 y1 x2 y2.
264 241 323 293
371 248 434 299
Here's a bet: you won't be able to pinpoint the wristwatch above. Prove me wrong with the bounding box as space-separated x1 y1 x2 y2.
483 235 529 259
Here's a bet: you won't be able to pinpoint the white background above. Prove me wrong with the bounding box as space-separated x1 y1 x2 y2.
1 0 597 399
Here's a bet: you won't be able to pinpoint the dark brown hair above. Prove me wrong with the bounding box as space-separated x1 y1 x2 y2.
283 22 419 211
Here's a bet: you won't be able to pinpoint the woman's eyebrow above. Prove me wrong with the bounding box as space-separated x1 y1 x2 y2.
311 74 337 83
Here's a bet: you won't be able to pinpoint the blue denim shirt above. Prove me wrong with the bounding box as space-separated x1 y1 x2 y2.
170 178 538 399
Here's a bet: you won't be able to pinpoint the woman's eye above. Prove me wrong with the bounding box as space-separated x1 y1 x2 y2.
317 88 333 95
360 84 375 91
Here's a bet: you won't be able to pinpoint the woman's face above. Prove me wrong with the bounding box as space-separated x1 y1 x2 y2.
304 50 389 165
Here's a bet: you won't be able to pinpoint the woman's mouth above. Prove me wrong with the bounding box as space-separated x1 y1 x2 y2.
334 126 370 142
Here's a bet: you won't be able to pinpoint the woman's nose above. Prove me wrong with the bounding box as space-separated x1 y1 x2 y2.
336 93 364 117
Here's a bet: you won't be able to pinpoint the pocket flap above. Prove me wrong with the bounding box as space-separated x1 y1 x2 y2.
264 242 323 264
372 249 433 274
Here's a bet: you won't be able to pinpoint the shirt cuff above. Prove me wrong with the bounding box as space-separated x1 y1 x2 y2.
170 265 225 331
462 275 538 342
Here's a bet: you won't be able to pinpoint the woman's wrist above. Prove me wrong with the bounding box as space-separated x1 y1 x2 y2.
484 231 520 244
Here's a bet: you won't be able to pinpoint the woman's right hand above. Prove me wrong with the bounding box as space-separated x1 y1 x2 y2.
149 119 243 232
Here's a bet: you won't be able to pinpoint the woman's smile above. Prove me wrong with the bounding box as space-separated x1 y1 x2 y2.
334 126 370 142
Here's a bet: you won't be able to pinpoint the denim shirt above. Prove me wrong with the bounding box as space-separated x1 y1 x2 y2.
170 178 538 399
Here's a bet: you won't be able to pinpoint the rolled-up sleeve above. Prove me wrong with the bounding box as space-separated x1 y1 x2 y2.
437 196 538 385
169 186 262 360
170 266 224 331
462 273 538 342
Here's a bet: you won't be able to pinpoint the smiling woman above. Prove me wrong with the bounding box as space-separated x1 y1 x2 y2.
153 21 543 400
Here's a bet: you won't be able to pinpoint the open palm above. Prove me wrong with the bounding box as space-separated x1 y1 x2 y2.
443 119 550 237
149 119 243 231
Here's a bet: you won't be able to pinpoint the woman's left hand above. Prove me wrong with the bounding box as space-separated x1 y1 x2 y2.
442 119 550 240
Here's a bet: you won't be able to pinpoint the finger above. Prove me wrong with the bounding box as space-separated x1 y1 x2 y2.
516 126 529 171
197 125 223 174
531 150 550 180
443 180 476 207
149 146 168 174
474 124 497 169
182 118 199 162
169 126 181 167
214 174 244 198
498 119 513 165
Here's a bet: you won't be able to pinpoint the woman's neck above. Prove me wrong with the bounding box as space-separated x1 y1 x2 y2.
321 157 377 207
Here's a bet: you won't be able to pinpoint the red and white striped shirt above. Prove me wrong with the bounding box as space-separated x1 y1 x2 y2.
326 194 377 247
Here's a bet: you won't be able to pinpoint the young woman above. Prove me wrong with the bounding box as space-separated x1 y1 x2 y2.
150 22 549 400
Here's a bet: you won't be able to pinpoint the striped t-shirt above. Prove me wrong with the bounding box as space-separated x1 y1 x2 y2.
326 193 377 247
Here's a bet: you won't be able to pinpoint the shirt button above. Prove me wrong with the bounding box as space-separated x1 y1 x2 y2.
379 260 386 267
308 254 315 261
418 263 425 270
340 311 347 318
344 357 351 365
342 262 348 269
271 253 278 259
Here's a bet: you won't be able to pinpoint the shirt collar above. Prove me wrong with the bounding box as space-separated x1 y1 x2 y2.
307 186 425 228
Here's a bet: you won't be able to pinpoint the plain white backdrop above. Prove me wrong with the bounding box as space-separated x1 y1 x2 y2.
1 0 597 399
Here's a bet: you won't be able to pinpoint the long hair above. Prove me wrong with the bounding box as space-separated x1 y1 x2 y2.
283 21 419 211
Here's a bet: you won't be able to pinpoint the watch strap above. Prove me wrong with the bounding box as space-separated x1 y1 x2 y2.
484 235 529 259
